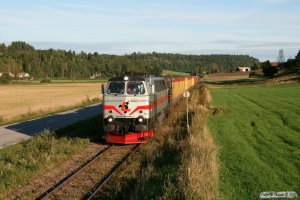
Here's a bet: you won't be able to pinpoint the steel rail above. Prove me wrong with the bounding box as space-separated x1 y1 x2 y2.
36 145 111 200
85 144 141 200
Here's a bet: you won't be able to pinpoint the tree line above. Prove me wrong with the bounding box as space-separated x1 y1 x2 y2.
0 41 260 78
260 50 300 76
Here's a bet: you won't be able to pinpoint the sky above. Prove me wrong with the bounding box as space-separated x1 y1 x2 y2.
0 0 300 61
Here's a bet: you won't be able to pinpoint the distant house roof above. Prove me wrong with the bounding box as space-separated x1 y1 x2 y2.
270 62 279 67
236 66 251 72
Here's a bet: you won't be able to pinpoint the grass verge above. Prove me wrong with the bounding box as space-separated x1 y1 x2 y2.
0 115 104 199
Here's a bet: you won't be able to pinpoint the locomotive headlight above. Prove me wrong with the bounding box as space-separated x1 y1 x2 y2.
106 116 114 123
137 116 144 123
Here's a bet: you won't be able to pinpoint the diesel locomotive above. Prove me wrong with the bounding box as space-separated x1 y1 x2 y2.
102 75 199 144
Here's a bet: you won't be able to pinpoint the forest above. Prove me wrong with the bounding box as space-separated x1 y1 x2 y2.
0 41 260 78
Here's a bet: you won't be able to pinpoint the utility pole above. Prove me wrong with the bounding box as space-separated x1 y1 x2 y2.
183 90 190 133
278 49 285 66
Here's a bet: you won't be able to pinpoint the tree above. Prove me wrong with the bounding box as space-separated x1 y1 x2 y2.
210 63 220 73
149 65 162 76
262 60 278 77
295 50 300 70
0 41 261 78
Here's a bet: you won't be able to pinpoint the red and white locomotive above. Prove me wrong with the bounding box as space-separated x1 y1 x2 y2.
102 75 170 144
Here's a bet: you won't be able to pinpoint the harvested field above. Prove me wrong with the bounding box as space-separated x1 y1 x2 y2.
0 83 102 123
204 72 250 82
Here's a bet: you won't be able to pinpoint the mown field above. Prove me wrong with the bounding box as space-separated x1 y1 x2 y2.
0 83 103 124
209 84 300 200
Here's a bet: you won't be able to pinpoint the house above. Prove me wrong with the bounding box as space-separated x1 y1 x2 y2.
8 72 15 77
90 72 102 79
236 67 251 72
270 62 279 67
17 72 30 79
0 72 18 78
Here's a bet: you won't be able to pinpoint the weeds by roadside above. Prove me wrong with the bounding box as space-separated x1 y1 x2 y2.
0 130 90 199
0 116 4 124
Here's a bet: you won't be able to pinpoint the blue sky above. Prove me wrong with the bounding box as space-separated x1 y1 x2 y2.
0 0 299 61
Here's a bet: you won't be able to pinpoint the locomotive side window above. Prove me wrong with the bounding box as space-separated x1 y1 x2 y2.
154 80 167 92
107 82 125 94
127 82 145 94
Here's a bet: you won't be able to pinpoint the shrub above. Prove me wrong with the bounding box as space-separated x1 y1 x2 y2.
0 116 4 124
262 60 278 77
0 78 10 84
40 78 51 83
249 71 257 77
0 73 12 84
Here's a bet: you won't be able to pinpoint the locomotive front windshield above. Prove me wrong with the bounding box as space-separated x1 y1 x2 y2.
107 82 125 94
127 82 145 94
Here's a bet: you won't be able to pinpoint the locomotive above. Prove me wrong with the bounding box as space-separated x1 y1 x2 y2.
102 75 199 144
102 75 170 144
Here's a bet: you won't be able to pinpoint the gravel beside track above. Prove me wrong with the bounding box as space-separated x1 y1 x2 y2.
40 145 136 200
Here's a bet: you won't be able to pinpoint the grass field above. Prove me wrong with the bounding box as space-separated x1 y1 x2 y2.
163 70 190 76
0 83 103 124
209 84 300 200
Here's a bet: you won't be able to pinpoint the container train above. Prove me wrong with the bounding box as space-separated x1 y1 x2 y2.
102 75 199 144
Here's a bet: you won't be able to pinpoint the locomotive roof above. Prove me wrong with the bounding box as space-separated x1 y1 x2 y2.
108 76 165 82
108 76 145 81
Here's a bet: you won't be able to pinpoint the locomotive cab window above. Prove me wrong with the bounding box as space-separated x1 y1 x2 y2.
127 82 145 94
107 82 125 94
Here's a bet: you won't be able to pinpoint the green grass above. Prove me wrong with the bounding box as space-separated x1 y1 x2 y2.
163 70 190 76
209 84 300 200
0 115 104 199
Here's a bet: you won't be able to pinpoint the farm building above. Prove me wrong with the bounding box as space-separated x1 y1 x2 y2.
0 72 16 77
236 67 251 72
270 62 279 67
17 72 30 79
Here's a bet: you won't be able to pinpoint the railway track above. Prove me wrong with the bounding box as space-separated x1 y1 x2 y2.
36 144 140 200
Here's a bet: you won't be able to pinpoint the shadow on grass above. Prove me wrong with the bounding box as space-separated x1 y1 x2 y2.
204 78 264 86
55 114 104 143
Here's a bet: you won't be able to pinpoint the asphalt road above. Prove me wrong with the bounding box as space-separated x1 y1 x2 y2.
0 103 102 149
